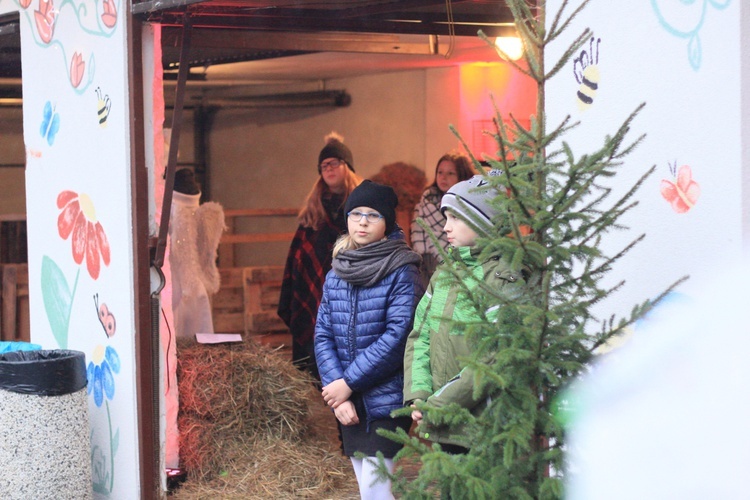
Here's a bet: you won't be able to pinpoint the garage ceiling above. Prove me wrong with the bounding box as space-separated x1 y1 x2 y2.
0 1 522 96
138 0 519 82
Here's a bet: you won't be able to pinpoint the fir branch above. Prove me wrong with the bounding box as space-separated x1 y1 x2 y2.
478 30 536 79
544 28 591 82
545 0 592 43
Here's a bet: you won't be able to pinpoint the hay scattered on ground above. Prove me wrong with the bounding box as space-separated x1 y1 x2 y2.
172 339 359 499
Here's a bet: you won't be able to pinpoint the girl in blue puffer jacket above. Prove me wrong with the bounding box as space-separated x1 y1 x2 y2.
315 180 422 499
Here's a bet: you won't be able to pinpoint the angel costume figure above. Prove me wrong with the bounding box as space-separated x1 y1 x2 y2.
169 169 225 338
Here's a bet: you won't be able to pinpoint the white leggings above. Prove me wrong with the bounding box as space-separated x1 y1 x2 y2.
350 456 395 500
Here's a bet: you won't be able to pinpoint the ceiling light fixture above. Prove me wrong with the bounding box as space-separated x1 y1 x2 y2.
494 36 524 61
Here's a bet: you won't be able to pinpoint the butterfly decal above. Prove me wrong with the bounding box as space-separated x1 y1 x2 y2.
34 0 56 44
94 293 116 338
40 101 60 146
660 161 700 213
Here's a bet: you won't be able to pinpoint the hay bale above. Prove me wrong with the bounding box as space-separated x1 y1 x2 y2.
370 162 427 212
173 436 358 499
174 339 360 498
176 414 216 481
177 340 311 440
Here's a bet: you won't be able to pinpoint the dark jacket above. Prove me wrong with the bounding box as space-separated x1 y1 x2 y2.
278 193 346 374
314 262 421 424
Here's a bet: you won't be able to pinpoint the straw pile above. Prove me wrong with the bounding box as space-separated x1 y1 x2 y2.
370 162 427 212
172 339 359 499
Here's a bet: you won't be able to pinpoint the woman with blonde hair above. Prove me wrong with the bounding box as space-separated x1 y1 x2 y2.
278 132 361 379
315 180 421 499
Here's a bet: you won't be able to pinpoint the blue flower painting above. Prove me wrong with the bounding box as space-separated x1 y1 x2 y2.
87 345 120 407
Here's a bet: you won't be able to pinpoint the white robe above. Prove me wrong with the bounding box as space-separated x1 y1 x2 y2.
168 191 225 338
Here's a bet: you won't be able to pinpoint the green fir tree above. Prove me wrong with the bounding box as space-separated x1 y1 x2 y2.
378 1 687 498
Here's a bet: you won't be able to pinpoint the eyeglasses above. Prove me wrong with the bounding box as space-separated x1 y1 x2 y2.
347 211 384 223
319 158 343 172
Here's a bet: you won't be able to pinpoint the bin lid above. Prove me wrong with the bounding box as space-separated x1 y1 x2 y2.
0 349 87 396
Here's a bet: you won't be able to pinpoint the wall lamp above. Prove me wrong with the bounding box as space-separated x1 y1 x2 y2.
494 36 524 61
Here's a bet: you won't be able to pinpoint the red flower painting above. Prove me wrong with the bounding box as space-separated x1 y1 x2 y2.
70 52 85 88
101 0 118 28
57 190 111 280
34 0 56 44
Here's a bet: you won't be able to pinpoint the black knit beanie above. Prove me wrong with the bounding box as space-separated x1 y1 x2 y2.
344 180 398 234
318 138 355 173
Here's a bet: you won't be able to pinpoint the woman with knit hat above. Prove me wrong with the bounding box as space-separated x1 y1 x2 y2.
315 180 422 499
278 132 362 379
403 171 530 454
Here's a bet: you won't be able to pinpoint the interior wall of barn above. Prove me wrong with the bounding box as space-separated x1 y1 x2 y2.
180 63 536 268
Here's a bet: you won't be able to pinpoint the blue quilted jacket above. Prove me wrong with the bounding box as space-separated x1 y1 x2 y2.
314 262 421 424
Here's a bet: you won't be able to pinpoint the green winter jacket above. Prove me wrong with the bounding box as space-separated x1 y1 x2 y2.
403 245 526 447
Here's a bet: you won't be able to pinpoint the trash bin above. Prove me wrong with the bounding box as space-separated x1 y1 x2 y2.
0 341 42 355
0 349 92 499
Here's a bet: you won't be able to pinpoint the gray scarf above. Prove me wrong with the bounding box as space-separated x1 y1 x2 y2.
332 239 421 287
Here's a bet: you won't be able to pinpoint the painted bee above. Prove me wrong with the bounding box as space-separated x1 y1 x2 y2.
573 36 601 111
96 87 111 127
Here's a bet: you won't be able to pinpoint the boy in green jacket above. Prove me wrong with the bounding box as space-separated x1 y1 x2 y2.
403 171 527 452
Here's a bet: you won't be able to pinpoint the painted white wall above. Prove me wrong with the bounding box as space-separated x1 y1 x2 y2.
545 0 743 322
13 0 141 497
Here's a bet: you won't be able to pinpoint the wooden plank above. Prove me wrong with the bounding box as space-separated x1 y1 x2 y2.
0 214 26 222
243 282 262 315
213 312 244 333
218 267 244 288
211 288 243 311
17 294 30 342
260 284 282 308
14 265 29 342
218 216 235 268
220 233 295 245
245 310 287 333
223 208 298 217
244 266 284 283
2 265 18 341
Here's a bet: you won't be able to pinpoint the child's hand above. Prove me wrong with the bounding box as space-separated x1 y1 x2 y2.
334 400 359 426
322 378 353 408
410 403 423 423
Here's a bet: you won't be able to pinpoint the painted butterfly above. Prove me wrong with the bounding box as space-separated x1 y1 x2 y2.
40 101 60 146
660 161 700 213
94 293 116 338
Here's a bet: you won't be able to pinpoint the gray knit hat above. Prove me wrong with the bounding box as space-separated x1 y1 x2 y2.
440 170 503 234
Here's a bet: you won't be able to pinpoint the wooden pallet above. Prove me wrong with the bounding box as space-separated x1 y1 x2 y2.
212 266 291 350
0 264 30 343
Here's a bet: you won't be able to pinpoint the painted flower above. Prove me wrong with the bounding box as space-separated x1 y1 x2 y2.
87 345 120 407
19 0 32 9
101 0 118 28
34 0 56 44
57 190 111 280
70 52 85 88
